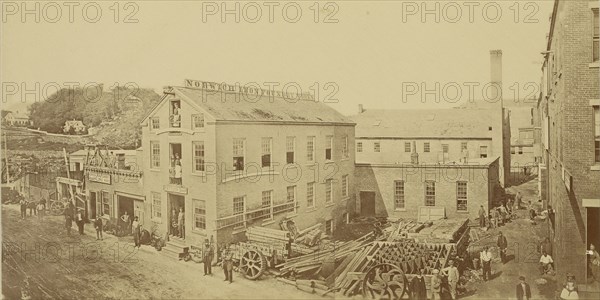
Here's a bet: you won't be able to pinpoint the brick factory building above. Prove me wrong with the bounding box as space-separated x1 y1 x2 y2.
139 80 356 252
537 0 600 293
351 107 503 220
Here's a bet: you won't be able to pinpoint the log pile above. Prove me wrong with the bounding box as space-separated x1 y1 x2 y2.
276 232 375 279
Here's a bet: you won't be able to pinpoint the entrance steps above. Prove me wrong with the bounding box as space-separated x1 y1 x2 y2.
162 236 189 260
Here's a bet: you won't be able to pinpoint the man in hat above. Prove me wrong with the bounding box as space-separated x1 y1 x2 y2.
221 243 234 283
430 269 442 300
410 268 427 300
442 259 460 300
478 205 486 228
516 276 531 300
497 231 508 263
94 216 103 240
203 239 214 275
75 208 85 235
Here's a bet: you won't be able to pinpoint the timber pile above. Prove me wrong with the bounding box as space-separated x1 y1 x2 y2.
294 223 323 247
276 232 375 279
277 278 333 298
408 218 469 243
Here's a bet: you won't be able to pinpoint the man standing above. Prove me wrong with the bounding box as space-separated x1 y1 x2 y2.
497 231 508 263
19 198 27 219
203 239 214 276
36 201 44 221
132 216 141 248
480 246 493 281
222 244 234 283
540 237 553 256
75 209 85 235
516 192 522 210
491 208 500 228
516 276 531 300
178 207 185 239
539 251 554 275
410 268 427 300
430 269 442 300
478 205 486 228
442 259 460 300
94 216 103 240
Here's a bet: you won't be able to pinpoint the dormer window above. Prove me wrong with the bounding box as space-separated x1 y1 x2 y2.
170 100 181 128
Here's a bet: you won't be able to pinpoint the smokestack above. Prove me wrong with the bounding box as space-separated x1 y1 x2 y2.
411 141 419 165
490 50 503 105
358 104 364 114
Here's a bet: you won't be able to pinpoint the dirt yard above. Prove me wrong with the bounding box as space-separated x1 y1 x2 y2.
1 204 321 299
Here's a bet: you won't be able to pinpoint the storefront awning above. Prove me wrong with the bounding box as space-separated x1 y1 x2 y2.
582 198 600 208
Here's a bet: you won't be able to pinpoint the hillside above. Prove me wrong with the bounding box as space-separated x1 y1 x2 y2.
26 85 161 149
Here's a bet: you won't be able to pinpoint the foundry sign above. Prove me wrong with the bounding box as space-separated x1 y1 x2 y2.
183 79 315 101
88 170 111 185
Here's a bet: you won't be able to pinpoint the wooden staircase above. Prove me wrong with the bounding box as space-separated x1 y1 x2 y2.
162 236 189 260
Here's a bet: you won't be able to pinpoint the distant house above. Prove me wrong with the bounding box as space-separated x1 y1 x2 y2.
2 110 32 127
63 120 86 134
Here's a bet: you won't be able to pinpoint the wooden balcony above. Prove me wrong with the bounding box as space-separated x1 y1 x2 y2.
216 201 296 230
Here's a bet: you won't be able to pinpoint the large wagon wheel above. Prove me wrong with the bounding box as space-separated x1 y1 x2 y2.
240 249 266 280
362 263 407 300
50 201 66 215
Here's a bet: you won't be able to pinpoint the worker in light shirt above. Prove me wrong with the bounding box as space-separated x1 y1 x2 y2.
480 246 493 281
539 251 554 275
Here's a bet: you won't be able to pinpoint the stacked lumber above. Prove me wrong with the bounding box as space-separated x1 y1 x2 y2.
277 278 333 298
277 232 374 279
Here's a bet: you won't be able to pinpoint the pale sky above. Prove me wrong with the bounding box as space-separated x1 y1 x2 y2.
1 0 554 115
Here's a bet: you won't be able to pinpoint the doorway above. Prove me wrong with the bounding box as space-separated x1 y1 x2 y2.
168 193 185 238
89 192 97 219
587 207 600 285
360 191 376 216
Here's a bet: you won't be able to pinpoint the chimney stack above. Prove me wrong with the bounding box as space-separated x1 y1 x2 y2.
490 50 503 105
411 141 419 165
358 104 364 114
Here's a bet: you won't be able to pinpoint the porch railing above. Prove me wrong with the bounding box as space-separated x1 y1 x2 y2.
216 201 296 230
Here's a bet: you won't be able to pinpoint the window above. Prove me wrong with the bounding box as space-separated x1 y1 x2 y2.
595 106 600 162
287 186 296 203
425 181 435 206
325 136 333 160
193 142 205 172
192 114 204 129
442 144 449 153
341 175 348 198
511 147 516 155
193 199 206 230
461 142 467 152
404 142 411 152
424 142 430 153
518 147 523 154
262 190 273 208
457 182 467 211
488 126 493 131
374 142 381 152
151 117 160 130
480 146 488 158
233 196 245 215
307 182 315 208
594 9 599 62
262 137 272 167
325 179 333 203
102 191 111 216
233 138 245 171
286 137 295 164
152 192 161 219
150 141 160 168
357 142 363 153
394 180 405 210
307 136 316 161
342 136 349 158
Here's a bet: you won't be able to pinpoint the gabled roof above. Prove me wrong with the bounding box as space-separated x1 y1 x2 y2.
149 86 354 125
351 108 501 139
1 111 11 118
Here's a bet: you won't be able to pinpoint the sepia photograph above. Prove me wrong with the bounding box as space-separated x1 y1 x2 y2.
1 0 599 299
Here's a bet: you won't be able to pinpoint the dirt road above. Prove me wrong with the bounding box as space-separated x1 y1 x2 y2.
1 205 321 299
